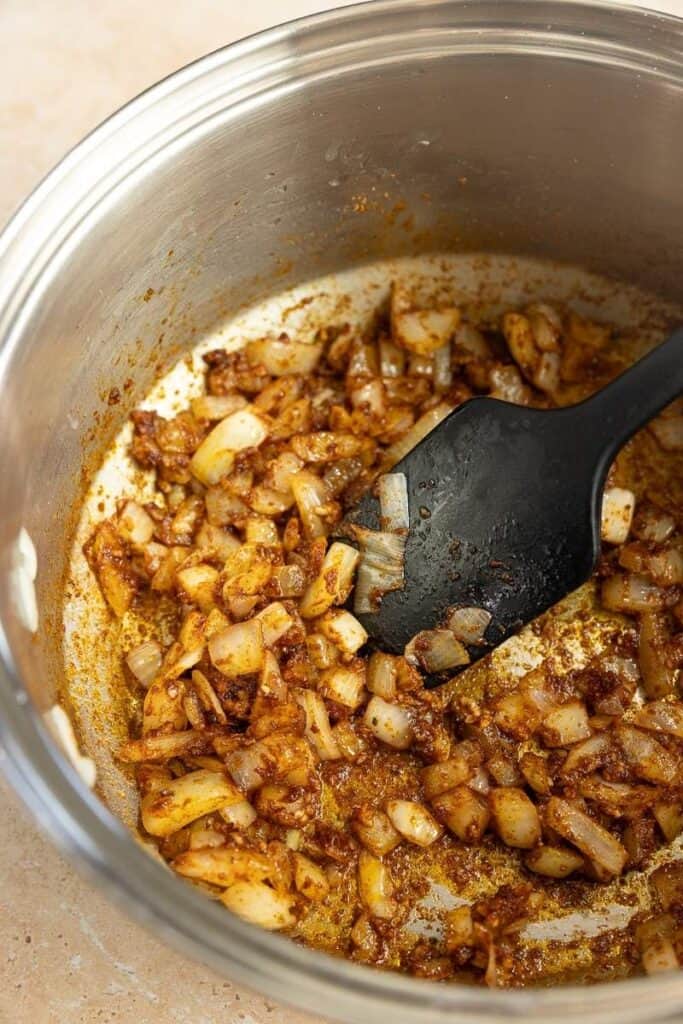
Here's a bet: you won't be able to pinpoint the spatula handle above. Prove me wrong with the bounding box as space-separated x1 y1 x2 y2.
573 326 683 471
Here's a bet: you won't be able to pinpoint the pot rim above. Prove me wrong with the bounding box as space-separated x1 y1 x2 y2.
1 3 682 1021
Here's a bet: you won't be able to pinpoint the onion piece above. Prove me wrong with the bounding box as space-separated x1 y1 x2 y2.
290 470 329 539
353 527 406 614
653 803 683 842
391 282 461 356
219 799 257 830
601 487 636 545
561 732 611 775
544 797 627 877
141 769 243 837
540 700 592 747
379 337 406 378
489 365 532 405
432 343 453 393
318 609 368 655
191 393 247 421
383 401 453 470
445 606 492 645
221 880 296 930
616 725 679 784
319 665 366 710
601 573 667 613
190 408 268 486
367 652 397 699
489 787 541 849
525 845 584 879
632 504 676 544
420 746 480 798
634 700 683 739
431 786 490 843
176 564 220 612
639 612 679 698
117 500 155 546
254 602 294 646
405 629 470 673
246 337 323 376
293 853 330 901
126 639 163 688
357 850 397 920
650 416 683 451
378 473 409 532
445 906 474 951
297 690 341 760
385 799 443 847
208 620 265 677
352 806 402 856
363 695 413 750
300 542 360 619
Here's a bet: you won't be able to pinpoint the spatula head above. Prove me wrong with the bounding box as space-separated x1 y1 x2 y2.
345 397 602 669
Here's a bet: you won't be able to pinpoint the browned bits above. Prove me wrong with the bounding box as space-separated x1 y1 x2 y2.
84 286 683 985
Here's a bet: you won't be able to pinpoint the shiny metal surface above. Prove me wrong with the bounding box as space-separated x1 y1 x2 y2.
0 1 682 1021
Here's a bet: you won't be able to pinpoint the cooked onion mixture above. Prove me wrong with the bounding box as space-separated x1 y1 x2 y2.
85 284 683 986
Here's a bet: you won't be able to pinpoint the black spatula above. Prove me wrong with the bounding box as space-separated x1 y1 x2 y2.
345 327 683 676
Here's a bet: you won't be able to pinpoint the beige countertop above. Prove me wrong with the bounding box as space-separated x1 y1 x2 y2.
1 0 682 1022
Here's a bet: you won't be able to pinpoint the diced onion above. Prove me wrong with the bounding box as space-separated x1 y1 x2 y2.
405 629 470 673
126 639 162 688
353 528 406 614
357 850 397 920
616 725 679 784
601 487 636 545
634 700 683 739
432 343 453 394
219 799 257 830
385 799 443 847
220 880 296 930
650 416 683 451
291 470 329 539
190 408 268 486
352 806 402 856
208 620 265 677
431 786 490 843
118 501 155 546
300 542 360 618
191 393 247 421
445 606 492 645
378 472 409 532
297 690 341 759
544 797 627 877
525 845 584 879
379 337 406 378
254 602 294 646
639 612 678 698
489 787 541 849
246 337 323 376
367 652 397 699
291 853 329 902
244 516 280 546
318 609 368 655
176 564 219 612
541 700 592 747
271 563 307 597
319 665 366 710
363 696 413 750
141 769 243 837
391 282 461 356
601 573 667 613
383 401 453 469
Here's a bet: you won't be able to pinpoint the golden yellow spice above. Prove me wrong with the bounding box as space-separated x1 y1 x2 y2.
85 284 683 986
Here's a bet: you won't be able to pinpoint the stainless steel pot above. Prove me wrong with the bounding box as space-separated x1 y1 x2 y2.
1 2 682 1021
